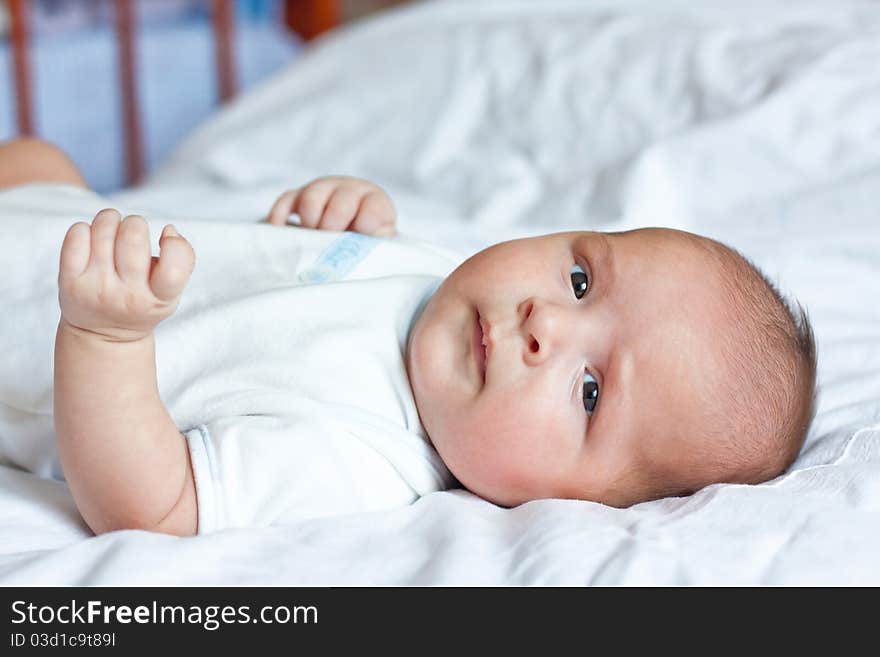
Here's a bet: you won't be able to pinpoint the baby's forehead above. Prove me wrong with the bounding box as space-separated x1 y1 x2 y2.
602 228 738 401
608 226 718 258
602 228 729 296
559 228 718 279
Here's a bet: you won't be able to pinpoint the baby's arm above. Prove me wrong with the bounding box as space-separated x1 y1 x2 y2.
54 209 197 536
265 176 398 236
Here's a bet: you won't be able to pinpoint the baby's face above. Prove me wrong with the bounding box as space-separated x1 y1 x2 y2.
406 228 729 507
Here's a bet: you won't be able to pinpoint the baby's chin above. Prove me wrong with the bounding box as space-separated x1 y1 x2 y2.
404 307 443 443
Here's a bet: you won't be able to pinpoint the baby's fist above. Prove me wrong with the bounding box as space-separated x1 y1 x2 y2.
58 209 195 342
266 176 397 237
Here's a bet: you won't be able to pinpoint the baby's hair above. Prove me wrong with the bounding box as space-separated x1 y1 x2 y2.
693 235 818 488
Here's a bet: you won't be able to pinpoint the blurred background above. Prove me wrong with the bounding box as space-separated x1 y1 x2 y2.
0 0 406 192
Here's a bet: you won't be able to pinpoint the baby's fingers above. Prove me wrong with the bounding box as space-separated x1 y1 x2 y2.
266 189 300 226
58 221 91 281
351 190 397 237
293 179 336 228
318 186 362 232
88 208 122 272
114 214 151 283
149 225 195 302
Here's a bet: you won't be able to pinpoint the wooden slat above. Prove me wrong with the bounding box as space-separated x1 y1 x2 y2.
212 0 237 103
285 0 340 41
8 0 34 135
114 0 144 185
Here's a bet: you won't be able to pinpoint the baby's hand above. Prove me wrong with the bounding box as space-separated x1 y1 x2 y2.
266 176 397 237
58 209 195 343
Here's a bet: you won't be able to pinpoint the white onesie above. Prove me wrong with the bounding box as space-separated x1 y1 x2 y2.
0 183 463 534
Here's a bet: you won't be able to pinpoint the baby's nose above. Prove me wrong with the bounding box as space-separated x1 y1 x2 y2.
519 297 568 363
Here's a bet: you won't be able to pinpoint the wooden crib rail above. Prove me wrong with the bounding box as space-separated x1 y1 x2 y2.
5 0 340 186
8 0 33 137
115 0 143 184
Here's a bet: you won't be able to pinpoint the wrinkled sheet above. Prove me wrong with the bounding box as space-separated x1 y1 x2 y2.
2 0 879 585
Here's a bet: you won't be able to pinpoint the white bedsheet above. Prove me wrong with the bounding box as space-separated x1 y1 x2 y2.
2 0 879 585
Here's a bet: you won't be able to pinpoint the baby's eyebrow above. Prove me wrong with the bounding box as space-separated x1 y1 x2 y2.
576 233 616 299
597 234 616 296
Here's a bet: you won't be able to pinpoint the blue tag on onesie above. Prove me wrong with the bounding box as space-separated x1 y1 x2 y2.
297 232 379 284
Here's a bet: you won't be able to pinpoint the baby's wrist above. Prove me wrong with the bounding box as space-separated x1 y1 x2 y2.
58 317 153 345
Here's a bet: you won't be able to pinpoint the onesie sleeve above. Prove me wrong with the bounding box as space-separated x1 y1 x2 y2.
182 424 223 535
182 413 418 535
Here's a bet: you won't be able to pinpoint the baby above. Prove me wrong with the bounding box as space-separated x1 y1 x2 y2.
4 139 819 536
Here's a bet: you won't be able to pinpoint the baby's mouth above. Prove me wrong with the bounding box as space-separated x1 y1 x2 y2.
473 311 487 384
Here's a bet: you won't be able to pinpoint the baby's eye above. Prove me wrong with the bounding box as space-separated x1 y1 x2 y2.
583 371 599 415
571 264 589 300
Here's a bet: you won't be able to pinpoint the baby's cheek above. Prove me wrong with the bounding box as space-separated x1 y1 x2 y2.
448 398 561 504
